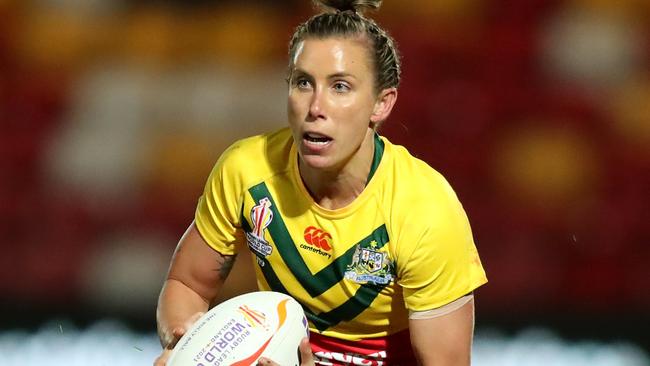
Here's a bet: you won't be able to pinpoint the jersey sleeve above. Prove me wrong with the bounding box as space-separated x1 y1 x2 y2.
195 142 246 255
396 178 487 312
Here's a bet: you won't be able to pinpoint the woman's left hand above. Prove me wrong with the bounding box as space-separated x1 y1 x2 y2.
257 338 314 366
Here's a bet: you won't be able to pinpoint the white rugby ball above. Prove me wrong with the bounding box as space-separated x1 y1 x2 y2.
167 291 309 366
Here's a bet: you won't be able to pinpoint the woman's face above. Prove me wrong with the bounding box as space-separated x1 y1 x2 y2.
287 37 380 172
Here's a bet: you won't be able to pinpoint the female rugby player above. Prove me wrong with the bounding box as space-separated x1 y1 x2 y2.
155 1 487 365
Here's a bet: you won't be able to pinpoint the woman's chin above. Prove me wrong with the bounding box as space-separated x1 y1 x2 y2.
299 154 336 171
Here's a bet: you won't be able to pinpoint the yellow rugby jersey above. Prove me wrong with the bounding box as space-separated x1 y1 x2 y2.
195 127 487 341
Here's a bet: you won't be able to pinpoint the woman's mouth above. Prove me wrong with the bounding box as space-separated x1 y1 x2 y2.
303 132 332 146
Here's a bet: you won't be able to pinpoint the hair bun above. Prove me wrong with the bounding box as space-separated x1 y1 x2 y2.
315 0 382 14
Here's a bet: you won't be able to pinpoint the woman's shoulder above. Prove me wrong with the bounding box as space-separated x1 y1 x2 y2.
384 140 453 197
381 141 469 240
381 140 464 221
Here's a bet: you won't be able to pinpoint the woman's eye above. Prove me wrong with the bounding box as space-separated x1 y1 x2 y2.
333 82 350 92
296 79 311 89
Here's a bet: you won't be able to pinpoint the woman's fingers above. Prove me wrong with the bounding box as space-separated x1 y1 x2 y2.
156 311 205 366
256 337 314 366
298 337 314 365
153 349 173 366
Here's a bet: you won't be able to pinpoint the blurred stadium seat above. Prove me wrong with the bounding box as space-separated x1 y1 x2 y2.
1 0 648 360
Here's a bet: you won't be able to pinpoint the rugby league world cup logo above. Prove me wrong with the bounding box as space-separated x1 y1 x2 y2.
246 197 274 257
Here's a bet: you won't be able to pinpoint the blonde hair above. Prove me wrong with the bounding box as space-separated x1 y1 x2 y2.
288 0 401 91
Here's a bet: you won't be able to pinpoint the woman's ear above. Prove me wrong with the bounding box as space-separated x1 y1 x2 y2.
370 87 398 125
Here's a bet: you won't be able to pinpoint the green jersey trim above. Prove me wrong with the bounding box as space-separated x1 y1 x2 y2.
244 183 391 331
367 132 385 184
248 183 389 296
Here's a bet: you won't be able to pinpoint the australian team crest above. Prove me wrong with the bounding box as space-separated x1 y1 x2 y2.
344 240 394 285
246 197 274 257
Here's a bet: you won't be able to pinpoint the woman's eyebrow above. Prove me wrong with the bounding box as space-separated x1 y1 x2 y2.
292 68 311 77
292 68 357 80
327 72 357 80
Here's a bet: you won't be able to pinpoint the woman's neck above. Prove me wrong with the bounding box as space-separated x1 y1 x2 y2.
299 130 375 210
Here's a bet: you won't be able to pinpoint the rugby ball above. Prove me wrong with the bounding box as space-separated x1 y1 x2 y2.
167 291 309 366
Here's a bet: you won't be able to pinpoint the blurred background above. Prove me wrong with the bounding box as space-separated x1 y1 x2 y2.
1 0 649 364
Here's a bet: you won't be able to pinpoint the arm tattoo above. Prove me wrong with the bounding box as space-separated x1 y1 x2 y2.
215 254 237 281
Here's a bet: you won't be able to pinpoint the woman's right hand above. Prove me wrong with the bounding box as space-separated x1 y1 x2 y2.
256 338 315 366
153 311 205 366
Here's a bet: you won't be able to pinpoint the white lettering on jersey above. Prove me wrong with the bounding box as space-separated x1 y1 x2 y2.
314 351 387 366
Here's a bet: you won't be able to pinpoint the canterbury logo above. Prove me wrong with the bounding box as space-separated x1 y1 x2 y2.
303 226 332 251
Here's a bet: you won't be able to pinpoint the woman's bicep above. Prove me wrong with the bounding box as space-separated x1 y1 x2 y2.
408 298 475 366
167 221 238 303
